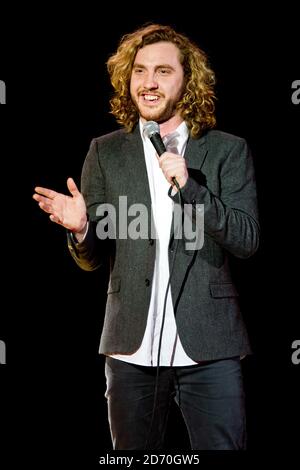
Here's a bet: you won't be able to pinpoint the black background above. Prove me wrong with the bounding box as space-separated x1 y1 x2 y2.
0 3 299 467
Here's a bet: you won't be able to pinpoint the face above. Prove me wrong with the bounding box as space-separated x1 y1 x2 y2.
130 41 185 129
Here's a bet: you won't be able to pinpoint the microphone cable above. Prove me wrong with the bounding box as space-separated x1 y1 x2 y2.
144 185 183 449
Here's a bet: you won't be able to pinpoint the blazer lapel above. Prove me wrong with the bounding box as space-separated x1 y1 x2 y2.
169 133 208 245
184 133 208 172
120 127 155 242
121 126 152 208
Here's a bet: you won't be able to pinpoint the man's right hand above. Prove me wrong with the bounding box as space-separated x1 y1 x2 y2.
33 177 88 236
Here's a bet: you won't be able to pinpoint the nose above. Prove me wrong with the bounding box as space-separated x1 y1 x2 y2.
143 71 158 90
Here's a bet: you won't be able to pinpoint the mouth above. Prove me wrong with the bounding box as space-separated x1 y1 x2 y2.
140 93 161 105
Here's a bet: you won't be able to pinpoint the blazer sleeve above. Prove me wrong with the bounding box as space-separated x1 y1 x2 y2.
67 139 110 271
171 137 260 259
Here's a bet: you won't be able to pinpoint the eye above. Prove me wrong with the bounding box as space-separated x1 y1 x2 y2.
158 68 171 75
133 67 144 74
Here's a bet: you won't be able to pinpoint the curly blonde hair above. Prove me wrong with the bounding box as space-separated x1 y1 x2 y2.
107 24 216 137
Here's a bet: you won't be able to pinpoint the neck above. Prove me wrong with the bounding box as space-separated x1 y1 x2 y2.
158 115 183 138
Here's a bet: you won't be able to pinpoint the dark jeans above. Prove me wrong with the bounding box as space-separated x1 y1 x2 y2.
104 356 246 450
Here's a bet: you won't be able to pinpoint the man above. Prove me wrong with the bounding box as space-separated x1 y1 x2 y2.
33 24 259 450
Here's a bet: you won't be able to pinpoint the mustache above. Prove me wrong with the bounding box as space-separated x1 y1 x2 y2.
138 90 164 97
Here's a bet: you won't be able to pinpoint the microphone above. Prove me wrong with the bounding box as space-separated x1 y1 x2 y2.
143 120 166 156
143 121 180 190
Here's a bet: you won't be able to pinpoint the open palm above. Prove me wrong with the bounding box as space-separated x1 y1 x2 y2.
33 177 87 233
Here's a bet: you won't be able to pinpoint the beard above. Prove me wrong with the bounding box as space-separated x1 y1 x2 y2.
131 93 180 124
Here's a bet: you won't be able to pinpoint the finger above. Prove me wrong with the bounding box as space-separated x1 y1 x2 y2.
49 214 61 224
67 177 80 197
34 187 57 199
34 197 55 215
157 152 168 163
39 201 54 214
33 194 52 204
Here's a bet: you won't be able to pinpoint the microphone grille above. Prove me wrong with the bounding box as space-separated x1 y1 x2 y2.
143 121 160 139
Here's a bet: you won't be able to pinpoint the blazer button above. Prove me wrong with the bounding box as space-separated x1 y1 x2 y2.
145 278 150 287
148 238 154 246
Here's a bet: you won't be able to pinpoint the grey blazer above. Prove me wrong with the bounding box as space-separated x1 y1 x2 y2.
68 125 260 361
